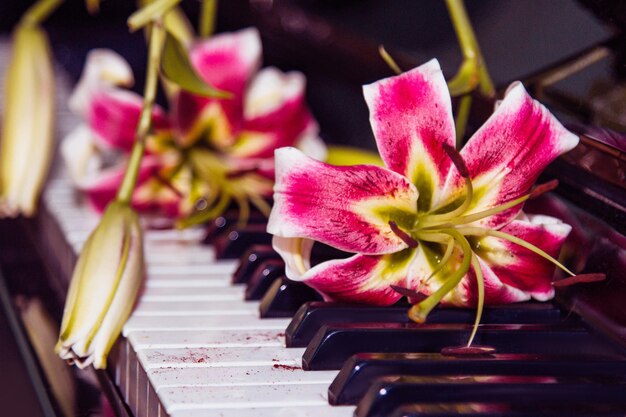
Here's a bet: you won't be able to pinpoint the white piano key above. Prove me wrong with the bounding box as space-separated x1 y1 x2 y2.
132 300 258 316
147 365 337 387
138 346 306 368
169 405 355 417
146 258 239 276
160 383 330 411
143 275 232 288
128 329 285 349
139 286 245 302
147 261 238 276
124 315 291 334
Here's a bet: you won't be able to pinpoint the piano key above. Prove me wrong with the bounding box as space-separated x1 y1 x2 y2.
132 300 259 315
389 403 626 417
245 260 285 301
160 383 331 411
204 211 268 244
148 364 337 387
146 261 238 276
286 301 565 347
356 375 626 417
169 404 355 417
138 286 245 302
123 314 291 334
303 323 626 370
259 277 323 318
138 345 307 368
233 245 280 284
330 352 626 405
214 224 272 259
128 329 286 349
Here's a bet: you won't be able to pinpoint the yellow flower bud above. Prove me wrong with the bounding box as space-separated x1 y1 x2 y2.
0 25 55 217
56 201 144 369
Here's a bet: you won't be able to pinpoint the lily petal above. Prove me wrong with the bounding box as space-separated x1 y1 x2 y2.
429 214 570 307
61 125 103 187
293 251 417 305
233 68 316 159
268 147 419 255
79 157 160 212
68 49 134 118
363 59 455 212
88 89 170 152
442 83 579 227
472 214 571 301
190 27 261 98
173 28 262 144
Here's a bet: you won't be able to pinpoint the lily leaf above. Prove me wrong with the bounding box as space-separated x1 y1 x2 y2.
128 0 181 32
161 32 232 99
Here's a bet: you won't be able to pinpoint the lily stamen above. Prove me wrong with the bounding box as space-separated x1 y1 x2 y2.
389 221 419 248
409 229 472 323
467 253 485 347
530 179 559 199
424 237 456 284
420 179 562 231
420 143 474 225
458 226 576 276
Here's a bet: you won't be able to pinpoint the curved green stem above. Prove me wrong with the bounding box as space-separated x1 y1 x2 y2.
424 237 455 284
454 94 472 147
116 22 165 203
409 229 472 323
20 0 64 27
199 0 218 38
445 0 495 97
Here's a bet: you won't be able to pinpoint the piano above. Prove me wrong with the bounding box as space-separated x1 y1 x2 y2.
1 1 626 416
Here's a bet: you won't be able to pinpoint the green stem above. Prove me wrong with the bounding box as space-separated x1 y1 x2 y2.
128 0 181 32
454 94 472 147
445 0 495 97
116 22 165 203
199 0 218 38
20 0 64 27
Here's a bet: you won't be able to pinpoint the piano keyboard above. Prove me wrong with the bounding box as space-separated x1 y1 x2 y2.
42 180 356 417
41 176 626 417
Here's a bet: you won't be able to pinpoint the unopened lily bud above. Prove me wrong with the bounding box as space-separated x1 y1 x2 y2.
0 25 54 217
56 201 144 369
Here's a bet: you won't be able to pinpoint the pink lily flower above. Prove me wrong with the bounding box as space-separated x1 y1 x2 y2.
268 59 579 316
62 28 325 220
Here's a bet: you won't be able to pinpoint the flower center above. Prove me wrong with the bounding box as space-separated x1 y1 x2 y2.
388 144 591 347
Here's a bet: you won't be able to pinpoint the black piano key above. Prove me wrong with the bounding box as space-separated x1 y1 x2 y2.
203 210 267 243
286 302 565 348
356 376 626 417
390 403 626 417
245 260 285 301
303 323 626 370
258 277 323 318
232 245 280 284
213 224 272 259
330 352 626 405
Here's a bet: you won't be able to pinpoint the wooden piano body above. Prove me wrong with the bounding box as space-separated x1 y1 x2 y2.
1 0 626 416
